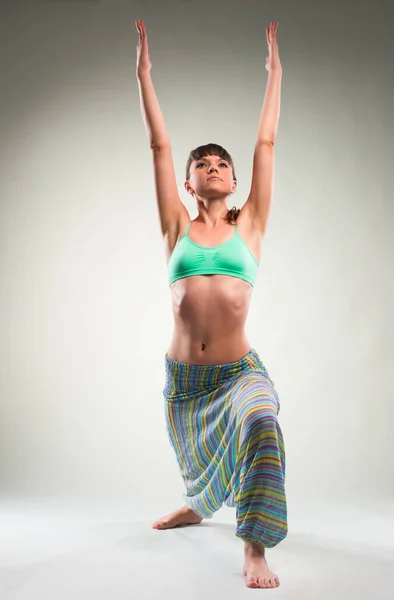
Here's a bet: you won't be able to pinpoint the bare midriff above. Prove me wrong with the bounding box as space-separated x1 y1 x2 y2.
167 273 253 365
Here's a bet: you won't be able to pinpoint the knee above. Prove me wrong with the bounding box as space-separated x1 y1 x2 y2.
241 409 278 438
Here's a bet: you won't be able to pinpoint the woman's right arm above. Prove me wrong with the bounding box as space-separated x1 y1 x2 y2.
136 20 185 236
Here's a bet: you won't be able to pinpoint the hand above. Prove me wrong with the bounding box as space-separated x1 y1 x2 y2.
265 21 282 73
136 19 152 76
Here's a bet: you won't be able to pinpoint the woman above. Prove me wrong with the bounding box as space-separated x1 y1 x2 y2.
136 19 287 589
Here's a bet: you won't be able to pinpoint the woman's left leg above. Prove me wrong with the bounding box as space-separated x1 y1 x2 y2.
228 372 287 588
229 372 287 547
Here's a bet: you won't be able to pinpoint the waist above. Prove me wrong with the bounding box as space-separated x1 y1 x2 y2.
166 334 251 366
163 347 273 398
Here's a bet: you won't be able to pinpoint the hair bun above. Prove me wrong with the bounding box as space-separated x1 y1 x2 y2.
227 206 240 224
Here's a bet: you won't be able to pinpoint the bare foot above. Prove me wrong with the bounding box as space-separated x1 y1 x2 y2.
243 542 280 589
152 505 203 530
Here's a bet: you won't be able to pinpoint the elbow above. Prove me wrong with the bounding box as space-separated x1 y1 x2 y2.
151 139 171 151
256 138 275 148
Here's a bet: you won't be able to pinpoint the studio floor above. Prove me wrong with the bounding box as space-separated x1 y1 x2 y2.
1 499 393 599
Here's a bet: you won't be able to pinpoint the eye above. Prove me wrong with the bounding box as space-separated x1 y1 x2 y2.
219 163 228 168
196 162 206 168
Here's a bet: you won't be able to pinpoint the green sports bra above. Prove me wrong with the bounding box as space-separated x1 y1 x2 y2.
168 221 259 287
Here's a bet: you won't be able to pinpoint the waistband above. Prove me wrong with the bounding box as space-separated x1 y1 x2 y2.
163 347 274 399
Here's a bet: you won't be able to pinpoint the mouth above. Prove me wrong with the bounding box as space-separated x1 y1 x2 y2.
207 177 222 181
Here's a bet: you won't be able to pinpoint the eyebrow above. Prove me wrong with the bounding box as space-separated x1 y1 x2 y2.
196 157 228 163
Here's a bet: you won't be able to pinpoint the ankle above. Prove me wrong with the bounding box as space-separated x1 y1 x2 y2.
183 505 197 514
244 541 266 556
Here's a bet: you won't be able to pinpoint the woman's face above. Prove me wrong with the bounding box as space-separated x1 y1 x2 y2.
185 155 236 198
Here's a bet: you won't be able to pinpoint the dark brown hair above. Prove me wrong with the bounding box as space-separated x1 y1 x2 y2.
185 143 241 225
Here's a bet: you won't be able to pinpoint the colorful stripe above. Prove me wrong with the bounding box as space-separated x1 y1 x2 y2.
163 348 287 548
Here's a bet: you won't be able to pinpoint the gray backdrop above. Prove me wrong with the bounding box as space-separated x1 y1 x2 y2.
0 0 393 543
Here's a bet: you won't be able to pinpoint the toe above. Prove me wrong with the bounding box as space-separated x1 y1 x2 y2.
246 576 259 588
258 577 268 588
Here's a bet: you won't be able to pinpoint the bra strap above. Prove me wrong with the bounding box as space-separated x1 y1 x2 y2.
185 221 192 235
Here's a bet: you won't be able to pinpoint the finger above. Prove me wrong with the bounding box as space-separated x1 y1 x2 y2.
271 21 276 36
266 26 270 45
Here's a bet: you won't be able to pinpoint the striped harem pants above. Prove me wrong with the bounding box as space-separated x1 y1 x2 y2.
163 347 287 548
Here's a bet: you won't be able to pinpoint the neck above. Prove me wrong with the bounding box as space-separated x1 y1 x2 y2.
195 198 231 228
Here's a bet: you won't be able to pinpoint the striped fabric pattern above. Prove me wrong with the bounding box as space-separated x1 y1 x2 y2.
163 348 287 548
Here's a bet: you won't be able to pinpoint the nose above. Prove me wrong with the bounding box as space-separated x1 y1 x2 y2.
207 165 218 173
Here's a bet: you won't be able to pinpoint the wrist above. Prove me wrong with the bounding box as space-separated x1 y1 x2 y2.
268 67 282 77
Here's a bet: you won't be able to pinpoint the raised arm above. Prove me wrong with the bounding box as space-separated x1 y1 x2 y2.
136 20 187 236
245 21 282 235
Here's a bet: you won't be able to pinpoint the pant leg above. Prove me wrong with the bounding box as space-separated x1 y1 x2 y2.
230 372 288 548
164 381 239 519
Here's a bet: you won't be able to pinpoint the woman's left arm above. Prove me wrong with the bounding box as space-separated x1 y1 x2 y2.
246 21 282 233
